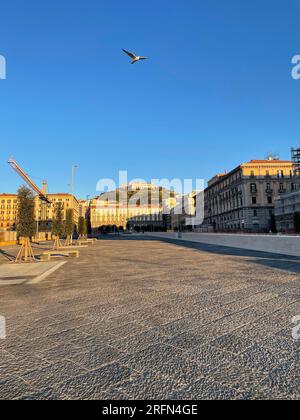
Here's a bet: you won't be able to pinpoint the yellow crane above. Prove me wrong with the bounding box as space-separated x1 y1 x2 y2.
7 158 51 204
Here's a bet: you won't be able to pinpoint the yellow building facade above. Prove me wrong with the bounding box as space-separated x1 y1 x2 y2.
89 198 163 230
36 194 80 226
88 183 175 231
0 193 79 231
0 194 18 230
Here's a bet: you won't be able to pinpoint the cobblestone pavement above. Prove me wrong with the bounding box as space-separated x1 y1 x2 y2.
1 236 300 400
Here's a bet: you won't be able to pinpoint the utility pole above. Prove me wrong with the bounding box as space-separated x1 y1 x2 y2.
70 165 77 195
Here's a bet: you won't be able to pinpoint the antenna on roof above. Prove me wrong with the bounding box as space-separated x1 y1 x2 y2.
265 152 279 161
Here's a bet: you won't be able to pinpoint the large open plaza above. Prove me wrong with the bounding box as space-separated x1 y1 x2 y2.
1 236 300 400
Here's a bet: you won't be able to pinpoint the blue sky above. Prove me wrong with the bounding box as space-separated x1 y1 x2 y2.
0 0 299 198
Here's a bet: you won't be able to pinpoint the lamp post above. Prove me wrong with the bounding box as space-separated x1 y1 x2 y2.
70 164 78 195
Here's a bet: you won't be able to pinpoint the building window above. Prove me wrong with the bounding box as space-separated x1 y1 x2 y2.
267 196 272 204
252 196 257 205
250 183 257 193
253 209 257 217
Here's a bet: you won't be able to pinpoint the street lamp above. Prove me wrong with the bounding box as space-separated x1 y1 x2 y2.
71 164 78 195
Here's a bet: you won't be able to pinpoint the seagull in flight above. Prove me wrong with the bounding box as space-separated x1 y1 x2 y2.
122 49 149 65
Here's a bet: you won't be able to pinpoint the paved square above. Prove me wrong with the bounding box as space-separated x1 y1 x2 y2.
1 237 300 400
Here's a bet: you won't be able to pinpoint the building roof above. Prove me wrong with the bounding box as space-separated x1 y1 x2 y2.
47 193 73 196
245 160 292 164
207 159 293 189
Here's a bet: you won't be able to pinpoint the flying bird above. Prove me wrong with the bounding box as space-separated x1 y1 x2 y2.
122 49 149 64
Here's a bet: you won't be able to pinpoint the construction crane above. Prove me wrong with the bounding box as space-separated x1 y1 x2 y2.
7 158 51 204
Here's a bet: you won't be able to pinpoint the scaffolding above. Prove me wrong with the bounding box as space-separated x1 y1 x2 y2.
291 147 300 176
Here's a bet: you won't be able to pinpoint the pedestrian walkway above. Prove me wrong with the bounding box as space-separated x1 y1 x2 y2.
1 237 300 399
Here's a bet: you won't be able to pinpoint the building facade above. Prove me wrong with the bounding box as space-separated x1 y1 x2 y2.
78 199 89 219
170 193 198 231
37 194 80 229
0 192 79 232
274 184 300 233
89 183 176 232
0 194 18 231
126 206 165 231
203 159 294 232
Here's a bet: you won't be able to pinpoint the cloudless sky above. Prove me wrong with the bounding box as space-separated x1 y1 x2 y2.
0 0 300 197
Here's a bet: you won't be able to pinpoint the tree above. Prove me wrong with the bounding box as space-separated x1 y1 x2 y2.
85 206 92 235
52 203 64 249
39 220 48 233
78 216 87 239
65 208 74 246
15 186 36 262
86 216 92 235
294 212 300 233
270 214 277 234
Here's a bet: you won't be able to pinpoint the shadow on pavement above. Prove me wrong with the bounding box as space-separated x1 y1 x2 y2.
98 234 300 275
0 249 15 262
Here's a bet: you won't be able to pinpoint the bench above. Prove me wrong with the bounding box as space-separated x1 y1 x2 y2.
77 240 92 246
40 250 79 261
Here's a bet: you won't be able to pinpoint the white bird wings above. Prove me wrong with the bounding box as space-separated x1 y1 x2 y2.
122 49 136 59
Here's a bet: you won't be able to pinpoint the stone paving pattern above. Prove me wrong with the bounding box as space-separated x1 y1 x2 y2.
1 236 300 400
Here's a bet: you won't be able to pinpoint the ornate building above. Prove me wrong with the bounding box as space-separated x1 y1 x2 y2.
203 159 294 232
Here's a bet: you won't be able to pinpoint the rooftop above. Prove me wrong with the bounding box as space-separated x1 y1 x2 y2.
246 159 292 164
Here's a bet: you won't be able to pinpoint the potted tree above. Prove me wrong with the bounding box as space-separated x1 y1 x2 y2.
78 216 86 240
52 202 64 250
15 186 36 263
65 208 74 246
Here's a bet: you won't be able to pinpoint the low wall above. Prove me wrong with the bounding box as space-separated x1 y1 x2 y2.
146 232 300 258
0 232 17 247
0 231 52 247
0 240 17 247
0 231 17 242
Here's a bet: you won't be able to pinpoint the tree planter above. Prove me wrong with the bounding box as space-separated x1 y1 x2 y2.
53 236 63 250
16 237 36 263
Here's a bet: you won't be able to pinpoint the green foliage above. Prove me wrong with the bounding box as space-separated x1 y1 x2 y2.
86 216 92 235
52 203 64 237
78 216 87 236
39 220 49 233
65 208 74 237
85 206 92 235
270 214 277 234
294 212 300 233
83 218 87 236
16 186 36 238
